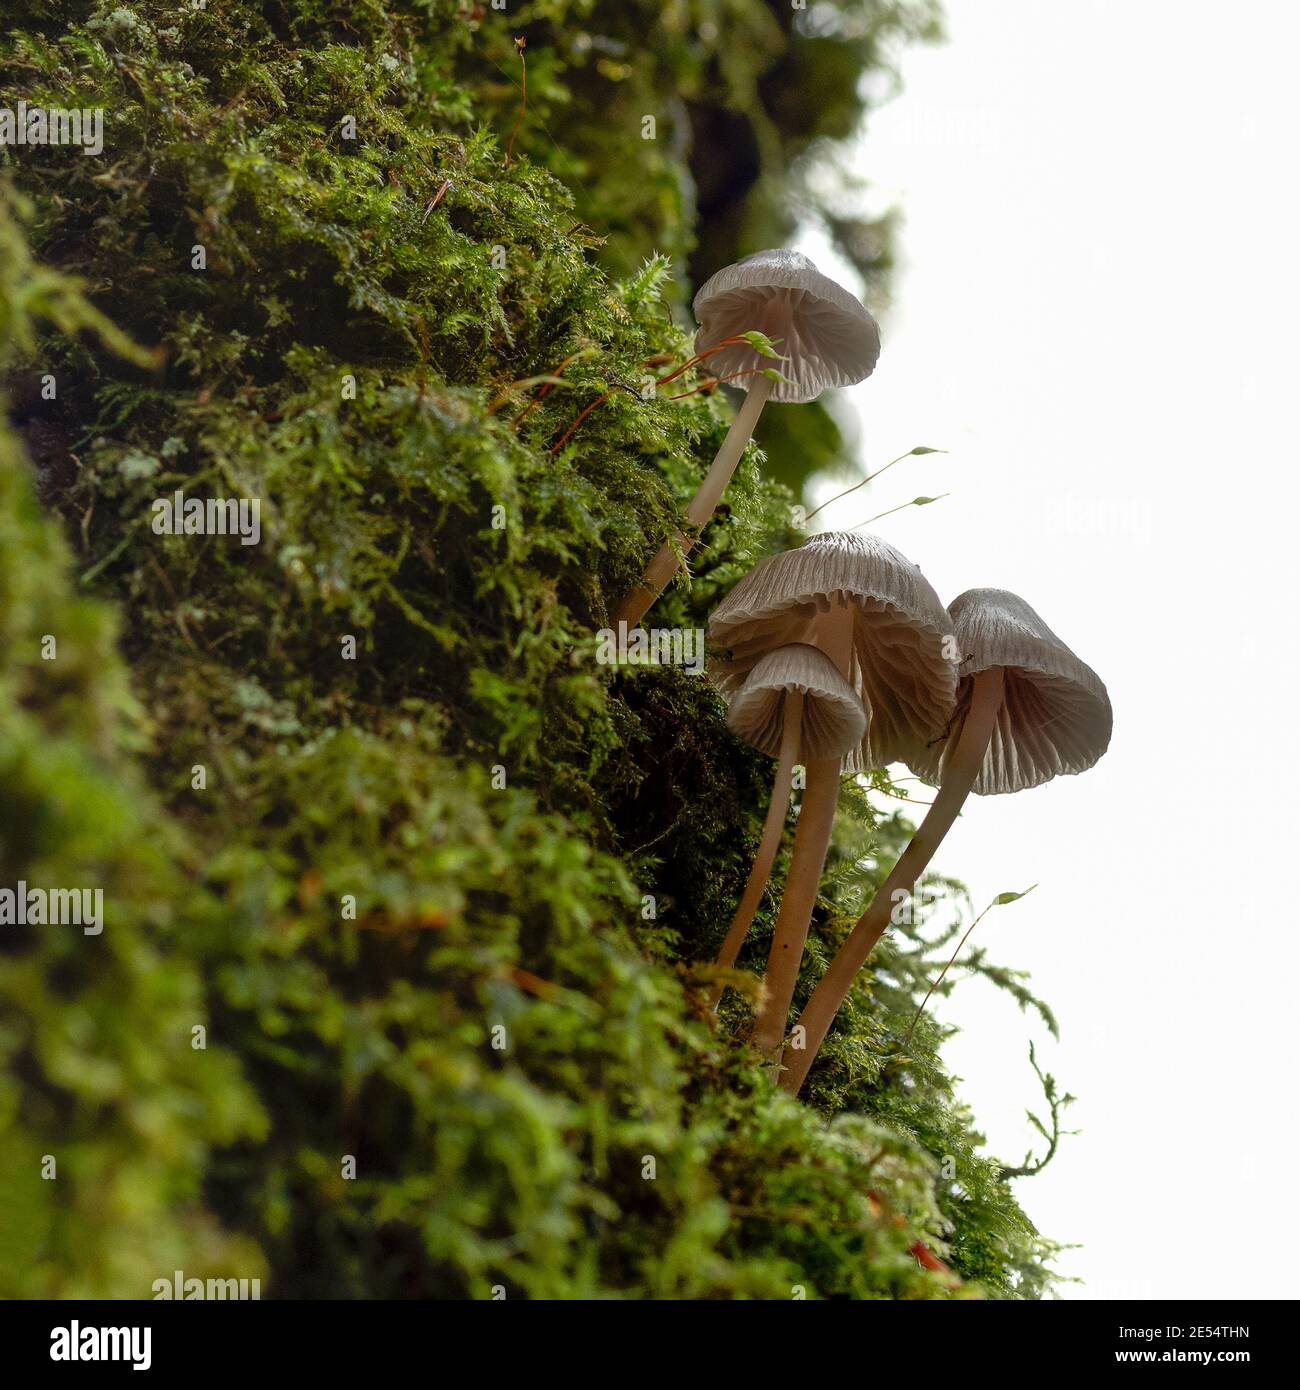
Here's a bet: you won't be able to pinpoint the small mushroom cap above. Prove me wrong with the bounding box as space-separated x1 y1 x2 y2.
693 249 881 404
725 643 866 765
709 531 957 771
905 588 1113 795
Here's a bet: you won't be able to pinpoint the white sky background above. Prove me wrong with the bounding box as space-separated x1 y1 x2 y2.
797 0 1300 1299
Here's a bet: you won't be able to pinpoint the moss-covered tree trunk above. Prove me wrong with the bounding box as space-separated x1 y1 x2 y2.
1 0 1061 1298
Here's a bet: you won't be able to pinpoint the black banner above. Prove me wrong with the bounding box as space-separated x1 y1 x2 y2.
0 1299 1278 1375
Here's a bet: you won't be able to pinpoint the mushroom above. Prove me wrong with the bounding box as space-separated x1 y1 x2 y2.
711 642 866 999
779 587 1112 1094
613 250 881 628
709 532 957 1063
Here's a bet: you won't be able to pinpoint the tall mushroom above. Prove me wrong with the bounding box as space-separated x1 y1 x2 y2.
709 532 957 1064
779 587 1113 1094
614 250 880 628
712 643 867 997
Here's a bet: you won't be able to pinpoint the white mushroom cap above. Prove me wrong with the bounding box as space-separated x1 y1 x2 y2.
709 532 957 771
693 249 881 404
905 588 1113 795
725 643 866 766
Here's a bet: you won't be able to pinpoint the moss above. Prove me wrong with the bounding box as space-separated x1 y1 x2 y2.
1 0 1062 1298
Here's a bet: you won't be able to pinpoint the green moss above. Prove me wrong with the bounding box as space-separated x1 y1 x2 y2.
1 0 1062 1299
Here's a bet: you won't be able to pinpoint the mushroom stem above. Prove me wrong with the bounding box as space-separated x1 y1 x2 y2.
747 599 855 1064
613 373 774 629
750 755 841 1063
710 690 804 1008
778 667 1006 1094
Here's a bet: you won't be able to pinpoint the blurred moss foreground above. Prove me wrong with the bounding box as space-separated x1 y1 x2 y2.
0 2 1063 1298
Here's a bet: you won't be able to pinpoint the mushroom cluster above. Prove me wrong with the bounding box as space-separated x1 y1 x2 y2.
775 587 1111 1093
712 558 1111 1086
709 531 956 1061
662 250 1112 1090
